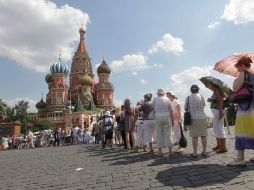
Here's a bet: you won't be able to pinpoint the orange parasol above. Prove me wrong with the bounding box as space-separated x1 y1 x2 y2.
214 52 254 77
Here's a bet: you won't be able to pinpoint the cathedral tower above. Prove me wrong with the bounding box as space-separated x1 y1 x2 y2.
69 26 94 105
45 55 69 128
95 59 114 110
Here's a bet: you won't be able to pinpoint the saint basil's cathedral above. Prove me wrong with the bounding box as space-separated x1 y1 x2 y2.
34 26 114 129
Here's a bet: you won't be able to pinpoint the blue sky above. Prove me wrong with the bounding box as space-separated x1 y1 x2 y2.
1 0 254 116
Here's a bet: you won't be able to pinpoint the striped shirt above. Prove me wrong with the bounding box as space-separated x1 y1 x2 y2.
185 93 207 120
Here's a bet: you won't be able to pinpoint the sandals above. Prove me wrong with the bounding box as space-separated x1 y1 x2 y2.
190 153 198 157
201 152 208 157
148 149 154 154
227 160 246 166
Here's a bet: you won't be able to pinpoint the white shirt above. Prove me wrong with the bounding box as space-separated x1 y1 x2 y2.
152 95 171 114
185 93 207 119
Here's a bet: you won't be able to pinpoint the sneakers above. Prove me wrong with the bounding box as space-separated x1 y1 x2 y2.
227 160 246 166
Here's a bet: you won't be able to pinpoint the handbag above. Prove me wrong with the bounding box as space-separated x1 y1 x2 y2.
183 96 191 125
229 71 253 110
179 124 187 148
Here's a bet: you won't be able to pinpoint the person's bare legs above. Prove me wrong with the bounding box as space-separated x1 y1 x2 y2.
148 143 154 153
125 131 130 150
192 137 198 156
201 136 207 155
158 147 162 156
168 147 173 157
236 150 245 161
130 132 135 149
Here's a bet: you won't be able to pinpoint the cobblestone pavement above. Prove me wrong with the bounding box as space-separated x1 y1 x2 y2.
1 127 254 190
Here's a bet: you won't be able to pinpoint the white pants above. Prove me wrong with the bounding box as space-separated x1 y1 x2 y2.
211 109 226 138
173 121 181 143
135 123 144 146
155 113 173 148
143 120 156 144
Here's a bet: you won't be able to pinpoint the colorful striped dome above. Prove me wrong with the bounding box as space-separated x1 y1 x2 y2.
50 57 69 74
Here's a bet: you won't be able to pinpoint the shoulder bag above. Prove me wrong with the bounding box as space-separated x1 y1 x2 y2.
183 96 191 125
179 124 187 148
230 71 253 110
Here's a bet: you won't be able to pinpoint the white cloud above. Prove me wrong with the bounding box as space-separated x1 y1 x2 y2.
152 64 164 68
0 0 90 73
4 97 38 113
222 0 254 24
208 21 220 29
110 53 148 73
132 71 138 76
140 79 148 84
148 33 184 55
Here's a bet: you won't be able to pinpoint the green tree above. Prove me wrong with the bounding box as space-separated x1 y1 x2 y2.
31 120 53 132
0 99 8 118
12 100 29 133
6 107 17 122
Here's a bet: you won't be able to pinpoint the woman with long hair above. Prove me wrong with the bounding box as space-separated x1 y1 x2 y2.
124 98 136 150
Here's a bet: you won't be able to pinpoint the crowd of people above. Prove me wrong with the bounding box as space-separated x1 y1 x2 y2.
1 56 254 167
98 56 254 167
0 126 95 151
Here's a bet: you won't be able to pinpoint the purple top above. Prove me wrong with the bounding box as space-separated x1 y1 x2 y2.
141 102 153 120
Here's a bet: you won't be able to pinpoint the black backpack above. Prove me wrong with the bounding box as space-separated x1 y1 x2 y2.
104 116 113 127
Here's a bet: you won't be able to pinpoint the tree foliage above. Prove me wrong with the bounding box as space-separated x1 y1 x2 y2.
31 120 53 132
0 99 7 117
5 100 29 133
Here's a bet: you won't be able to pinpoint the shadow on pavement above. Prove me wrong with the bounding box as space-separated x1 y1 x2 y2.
156 163 251 188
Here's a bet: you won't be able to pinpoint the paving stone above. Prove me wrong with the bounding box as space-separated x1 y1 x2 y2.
1 127 254 190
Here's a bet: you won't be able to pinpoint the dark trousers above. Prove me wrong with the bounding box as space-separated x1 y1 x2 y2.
121 130 127 149
54 138 60 147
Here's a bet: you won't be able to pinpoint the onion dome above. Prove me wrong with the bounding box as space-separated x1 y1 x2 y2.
50 57 69 74
36 98 47 109
97 59 111 75
80 74 93 86
96 82 114 89
45 73 53 83
79 26 85 34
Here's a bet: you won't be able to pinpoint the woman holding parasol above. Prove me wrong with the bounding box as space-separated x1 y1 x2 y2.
200 76 230 154
214 54 254 166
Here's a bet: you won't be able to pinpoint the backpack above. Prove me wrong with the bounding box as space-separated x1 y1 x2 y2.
104 116 113 127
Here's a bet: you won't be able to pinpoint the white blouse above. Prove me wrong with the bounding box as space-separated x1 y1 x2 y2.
184 93 206 120
152 95 171 114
